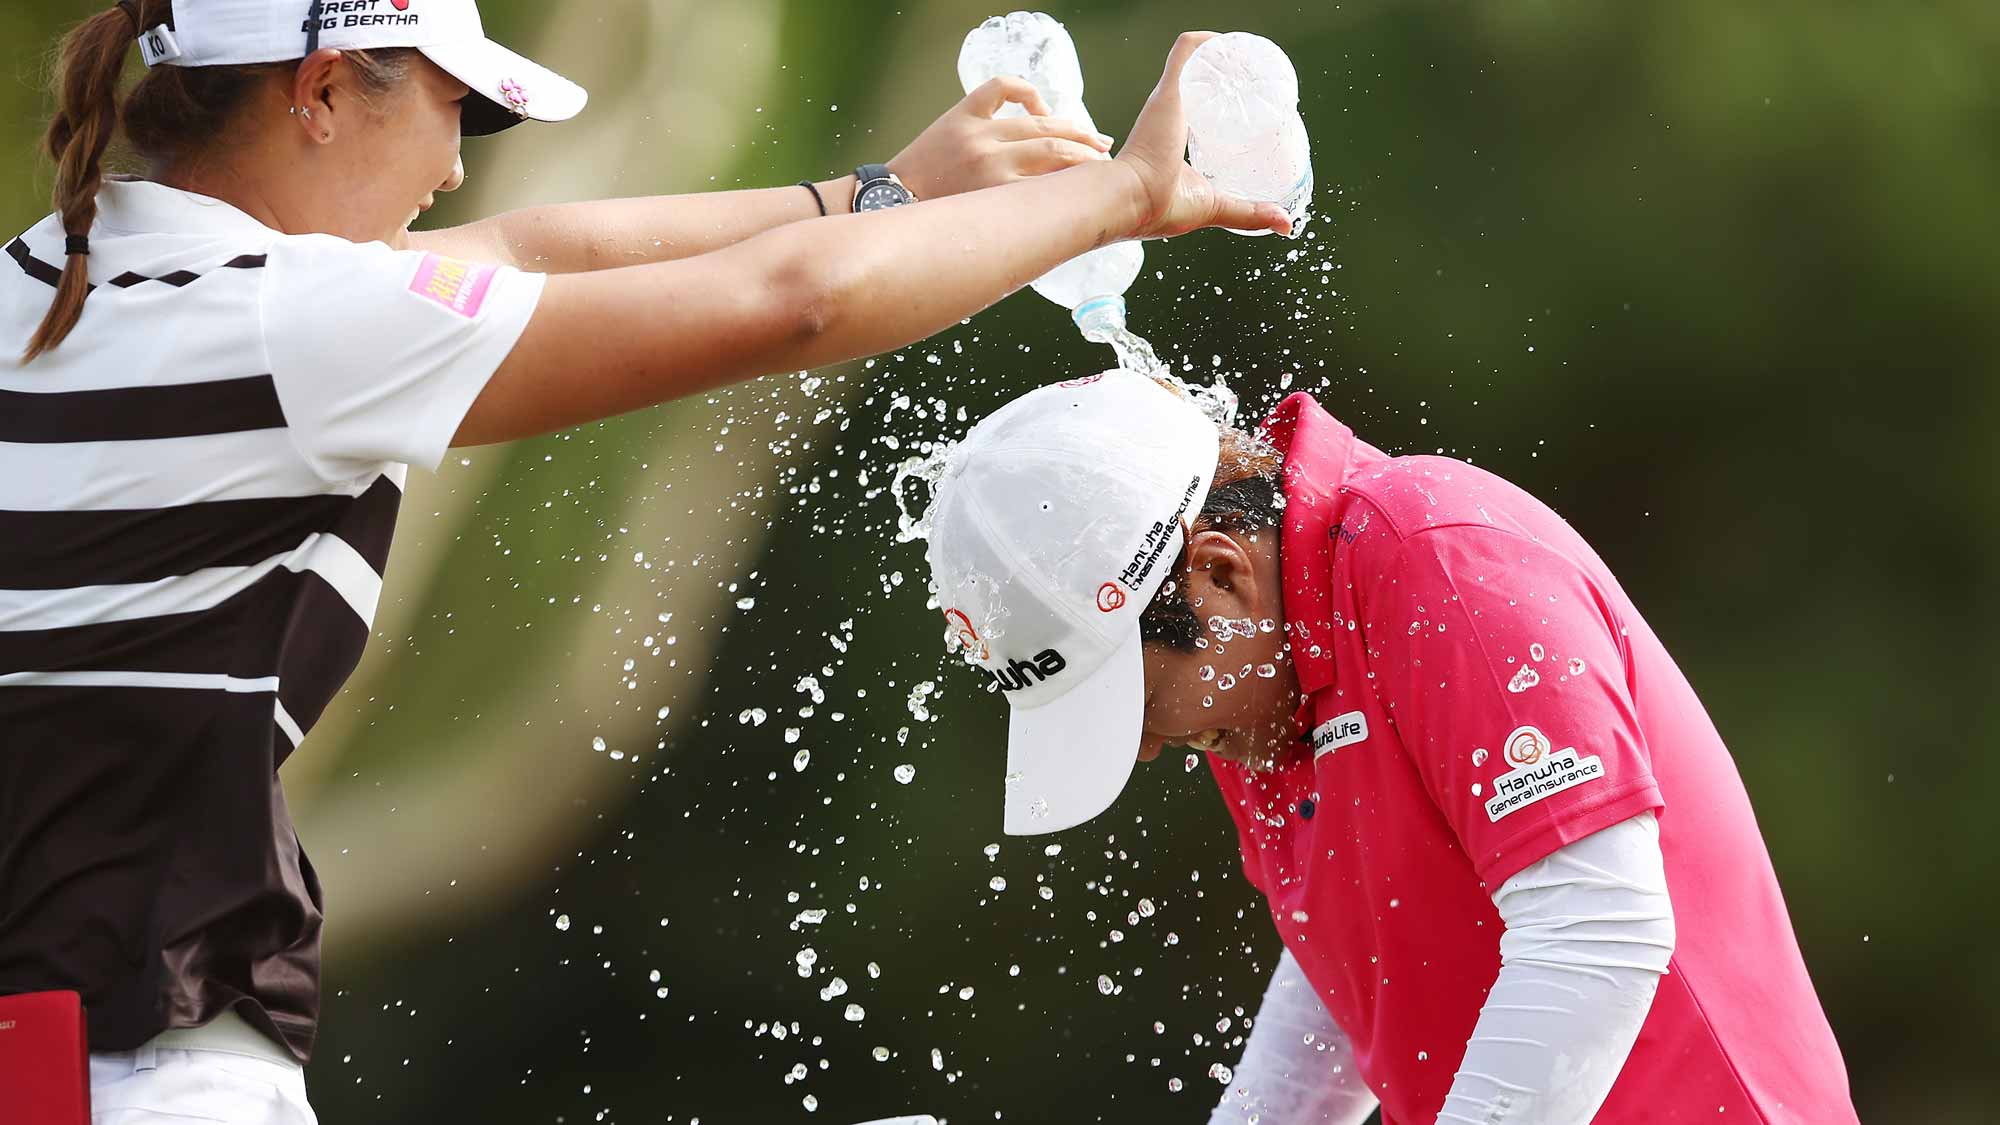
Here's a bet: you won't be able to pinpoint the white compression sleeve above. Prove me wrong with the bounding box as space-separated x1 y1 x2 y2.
1209 949 1379 1125
1436 811 1676 1125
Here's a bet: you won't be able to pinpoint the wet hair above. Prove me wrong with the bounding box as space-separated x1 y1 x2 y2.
1139 425 1285 651
24 0 413 361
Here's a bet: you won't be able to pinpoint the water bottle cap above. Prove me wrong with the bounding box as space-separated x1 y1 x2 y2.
1070 295 1127 330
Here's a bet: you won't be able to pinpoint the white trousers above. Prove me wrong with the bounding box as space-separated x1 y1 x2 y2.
87 1011 316 1125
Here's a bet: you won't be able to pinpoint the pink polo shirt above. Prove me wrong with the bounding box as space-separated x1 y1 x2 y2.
1208 394 1857 1124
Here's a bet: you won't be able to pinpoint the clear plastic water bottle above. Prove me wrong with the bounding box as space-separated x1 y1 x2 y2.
1178 32 1313 237
959 12 1146 340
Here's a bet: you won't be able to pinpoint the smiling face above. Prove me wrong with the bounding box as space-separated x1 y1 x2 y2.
325 55 469 241
237 49 470 245
1137 527 1304 772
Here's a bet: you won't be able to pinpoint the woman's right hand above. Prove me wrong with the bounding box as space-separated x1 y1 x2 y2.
1114 32 1295 241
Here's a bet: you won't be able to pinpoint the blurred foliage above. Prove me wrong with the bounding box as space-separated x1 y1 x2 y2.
5 0 1996 1122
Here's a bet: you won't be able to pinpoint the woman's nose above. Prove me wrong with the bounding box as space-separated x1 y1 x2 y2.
441 156 466 194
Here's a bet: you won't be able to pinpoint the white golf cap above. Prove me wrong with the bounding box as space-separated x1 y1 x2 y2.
925 370 1219 835
135 0 587 136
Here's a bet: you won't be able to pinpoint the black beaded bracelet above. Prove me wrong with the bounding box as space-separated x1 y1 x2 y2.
797 180 828 217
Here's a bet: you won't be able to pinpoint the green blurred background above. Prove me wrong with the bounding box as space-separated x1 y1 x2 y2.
6 0 1995 1121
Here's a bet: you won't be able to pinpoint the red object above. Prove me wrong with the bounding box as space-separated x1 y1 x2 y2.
1207 393 1859 1124
0 990 89 1124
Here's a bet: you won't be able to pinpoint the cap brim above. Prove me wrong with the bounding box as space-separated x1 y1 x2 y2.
420 38 588 137
1001 629 1145 836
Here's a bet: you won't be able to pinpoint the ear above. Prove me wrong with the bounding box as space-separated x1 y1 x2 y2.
1183 529 1262 621
288 48 347 144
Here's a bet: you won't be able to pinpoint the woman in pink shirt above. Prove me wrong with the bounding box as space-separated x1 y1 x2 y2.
922 372 1859 1124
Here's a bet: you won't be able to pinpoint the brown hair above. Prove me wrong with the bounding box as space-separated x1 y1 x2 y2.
24 0 413 362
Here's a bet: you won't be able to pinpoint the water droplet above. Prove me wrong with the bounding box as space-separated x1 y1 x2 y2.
1167 1077 1184 1092
792 748 811 772
1137 898 1156 917
989 876 1007 892
1470 782 1482 796
872 1046 891 1062
1472 747 1489 767
590 737 606 753
1185 753 1200 771
1097 974 1116 995
1506 665 1540 693
844 1003 866 1022
931 1048 944 1071
554 914 570 931
1529 642 1546 662
802 1094 818 1112
1043 844 1062 857
893 763 916 784
1567 657 1587 676
1209 1063 1234 1084
736 596 756 611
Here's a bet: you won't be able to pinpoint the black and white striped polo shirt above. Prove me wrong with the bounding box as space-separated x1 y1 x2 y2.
0 179 542 1060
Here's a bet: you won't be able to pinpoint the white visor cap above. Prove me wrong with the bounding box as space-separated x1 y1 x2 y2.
925 370 1219 835
137 0 586 136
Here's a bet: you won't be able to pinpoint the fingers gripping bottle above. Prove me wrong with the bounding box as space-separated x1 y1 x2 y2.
1178 32 1314 236
959 12 1145 343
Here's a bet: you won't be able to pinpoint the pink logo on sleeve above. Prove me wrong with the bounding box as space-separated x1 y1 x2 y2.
409 253 497 318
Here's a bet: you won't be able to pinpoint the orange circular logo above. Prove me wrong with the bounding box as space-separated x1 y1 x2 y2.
942 608 988 661
1096 583 1127 613
1506 728 1548 767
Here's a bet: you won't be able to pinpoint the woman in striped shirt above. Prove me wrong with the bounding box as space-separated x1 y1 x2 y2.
0 1 1291 1120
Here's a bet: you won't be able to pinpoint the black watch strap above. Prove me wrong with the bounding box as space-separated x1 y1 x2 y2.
852 163 915 211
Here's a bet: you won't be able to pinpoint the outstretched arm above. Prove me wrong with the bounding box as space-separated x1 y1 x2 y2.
453 32 1287 448
412 78 1111 272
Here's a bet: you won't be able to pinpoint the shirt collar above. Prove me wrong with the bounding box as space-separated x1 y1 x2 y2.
94 178 278 240
1259 393 1357 698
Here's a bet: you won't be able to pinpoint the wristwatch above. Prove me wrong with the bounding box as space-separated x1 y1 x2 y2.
853 164 917 212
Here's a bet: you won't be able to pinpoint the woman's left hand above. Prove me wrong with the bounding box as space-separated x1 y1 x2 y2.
887 76 1115 200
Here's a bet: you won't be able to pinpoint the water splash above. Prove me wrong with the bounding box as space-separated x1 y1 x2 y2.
892 442 956 544
1080 320 1240 428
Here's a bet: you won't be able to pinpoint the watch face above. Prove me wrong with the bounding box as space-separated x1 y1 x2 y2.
857 182 913 212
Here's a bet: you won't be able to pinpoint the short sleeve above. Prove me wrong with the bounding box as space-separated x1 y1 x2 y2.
1361 525 1664 887
259 234 545 479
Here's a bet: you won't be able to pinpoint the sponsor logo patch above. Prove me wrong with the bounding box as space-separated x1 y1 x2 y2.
989 648 1068 692
1310 710 1368 758
1095 583 1126 613
1484 725 1605 822
409 253 497 318
305 0 420 31
1106 474 1204 597
942 608 988 662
